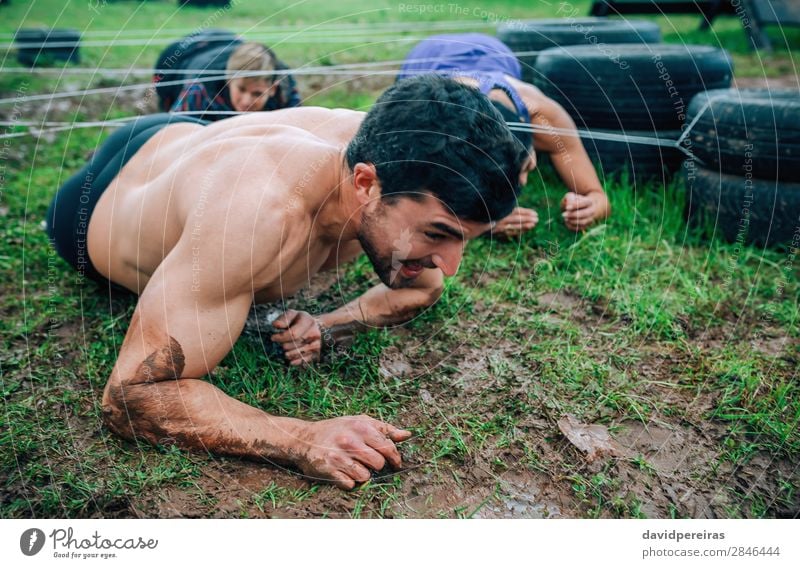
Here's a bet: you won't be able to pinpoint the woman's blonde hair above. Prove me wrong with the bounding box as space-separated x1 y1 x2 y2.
226 42 277 82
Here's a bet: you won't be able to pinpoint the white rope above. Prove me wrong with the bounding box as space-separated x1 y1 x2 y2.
0 50 537 76
0 113 698 158
507 121 699 161
7 34 436 49
0 50 541 106
0 19 496 42
675 98 713 148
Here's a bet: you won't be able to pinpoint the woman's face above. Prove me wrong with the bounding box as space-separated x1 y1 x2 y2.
228 77 275 112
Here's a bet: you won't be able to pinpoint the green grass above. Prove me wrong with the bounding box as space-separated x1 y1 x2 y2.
1 0 799 519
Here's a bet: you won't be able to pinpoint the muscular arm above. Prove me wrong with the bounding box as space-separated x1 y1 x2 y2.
320 267 443 330
101 230 308 465
102 194 410 489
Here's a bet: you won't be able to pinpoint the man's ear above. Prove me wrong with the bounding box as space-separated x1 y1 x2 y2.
352 162 381 206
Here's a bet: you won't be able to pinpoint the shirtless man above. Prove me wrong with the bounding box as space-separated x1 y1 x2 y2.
397 33 611 236
45 76 525 490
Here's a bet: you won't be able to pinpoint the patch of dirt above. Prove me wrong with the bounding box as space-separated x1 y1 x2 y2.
611 420 799 518
692 324 797 359
732 74 799 90
299 73 393 104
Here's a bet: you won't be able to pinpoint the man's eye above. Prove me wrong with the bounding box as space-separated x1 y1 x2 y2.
425 232 444 241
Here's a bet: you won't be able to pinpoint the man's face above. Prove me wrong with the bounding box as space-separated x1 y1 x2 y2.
357 193 492 289
228 77 274 112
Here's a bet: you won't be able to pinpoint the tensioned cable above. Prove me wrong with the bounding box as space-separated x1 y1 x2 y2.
0 19 498 41
506 121 698 161
0 48 533 76
3 22 502 51
7 34 435 49
0 50 541 106
0 113 704 162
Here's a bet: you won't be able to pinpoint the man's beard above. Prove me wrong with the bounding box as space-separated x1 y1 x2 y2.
357 220 415 290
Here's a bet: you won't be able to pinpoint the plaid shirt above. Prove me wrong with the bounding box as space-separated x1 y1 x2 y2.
170 73 301 120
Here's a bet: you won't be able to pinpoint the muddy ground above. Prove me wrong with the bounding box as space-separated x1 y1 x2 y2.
2 73 799 519
123 273 799 519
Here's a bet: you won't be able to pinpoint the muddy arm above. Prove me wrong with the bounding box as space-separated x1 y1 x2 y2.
101 235 309 465
317 268 444 340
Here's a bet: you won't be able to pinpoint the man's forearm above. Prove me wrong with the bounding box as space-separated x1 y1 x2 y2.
317 280 441 339
103 371 309 465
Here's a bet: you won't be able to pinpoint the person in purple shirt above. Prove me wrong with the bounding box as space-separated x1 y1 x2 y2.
398 33 610 236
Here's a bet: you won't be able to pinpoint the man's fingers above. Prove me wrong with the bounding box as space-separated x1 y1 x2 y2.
373 420 413 443
272 318 315 346
562 193 595 212
563 201 588 213
285 341 322 364
363 431 402 469
563 204 596 221
348 441 387 471
341 460 372 485
329 470 356 490
272 310 298 330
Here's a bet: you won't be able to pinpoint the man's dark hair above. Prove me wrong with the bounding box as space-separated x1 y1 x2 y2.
490 100 533 155
346 75 523 223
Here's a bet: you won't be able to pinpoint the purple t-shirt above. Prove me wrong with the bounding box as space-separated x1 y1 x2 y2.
397 33 530 122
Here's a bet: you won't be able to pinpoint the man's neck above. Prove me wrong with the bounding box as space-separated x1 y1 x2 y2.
314 147 361 243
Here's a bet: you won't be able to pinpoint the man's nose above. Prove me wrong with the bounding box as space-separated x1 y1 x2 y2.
431 241 464 277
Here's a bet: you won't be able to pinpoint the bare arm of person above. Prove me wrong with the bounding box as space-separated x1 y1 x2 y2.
101 199 411 490
512 79 611 231
271 267 444 365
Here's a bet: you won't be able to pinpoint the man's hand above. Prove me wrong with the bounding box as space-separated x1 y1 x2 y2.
561 191 608 231
296 415 413 489
490 207 539 238
271 309 323 366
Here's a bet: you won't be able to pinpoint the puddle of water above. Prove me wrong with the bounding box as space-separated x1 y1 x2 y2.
474 482 562 519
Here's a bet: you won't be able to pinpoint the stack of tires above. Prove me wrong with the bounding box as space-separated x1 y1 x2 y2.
683 89 800 247
532 44 733 183
496 18 661 84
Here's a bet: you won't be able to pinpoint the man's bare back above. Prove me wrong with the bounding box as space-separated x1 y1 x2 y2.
87 107 363 296
47 76 525 489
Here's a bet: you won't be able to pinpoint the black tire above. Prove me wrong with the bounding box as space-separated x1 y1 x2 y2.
15 28 80 66
687 89 800 183
583 129 685 182
179 0 231 6
534 44 733 131
496 18 660 83
684 162 800 248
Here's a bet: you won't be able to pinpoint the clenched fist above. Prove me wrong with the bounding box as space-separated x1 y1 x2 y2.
271 309 323 366
560 191 609 231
